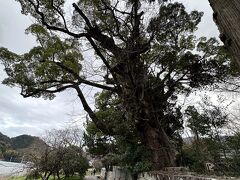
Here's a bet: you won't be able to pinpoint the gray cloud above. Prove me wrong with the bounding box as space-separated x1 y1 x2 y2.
0 1 36 53
0 1 89 137
0 83 84 137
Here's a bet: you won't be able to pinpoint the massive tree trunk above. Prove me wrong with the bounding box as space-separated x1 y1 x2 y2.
209 0 240 66
117 56 176 169
141 124 175 170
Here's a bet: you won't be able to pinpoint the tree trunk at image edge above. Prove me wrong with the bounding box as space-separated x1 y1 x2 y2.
141 124 175 170
209 0 240 67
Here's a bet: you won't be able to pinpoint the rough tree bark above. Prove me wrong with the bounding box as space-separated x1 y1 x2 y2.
117 52 176 169
141 124 175 169
209 0 240 66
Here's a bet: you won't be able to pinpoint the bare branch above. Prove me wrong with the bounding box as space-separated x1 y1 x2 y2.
53 61 115 91
50 0 68 30
28 0 87 38
72 3 93 29
85 35 121 90
100 0 126 42
72 3 123 56
21 84 75 98
74 85 112 134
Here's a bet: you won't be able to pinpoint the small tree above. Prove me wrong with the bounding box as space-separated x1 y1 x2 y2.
62 146 89 179
181 97 232 173
27 128 88 180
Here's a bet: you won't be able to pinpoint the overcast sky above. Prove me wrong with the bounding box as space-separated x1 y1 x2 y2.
0 0 220 137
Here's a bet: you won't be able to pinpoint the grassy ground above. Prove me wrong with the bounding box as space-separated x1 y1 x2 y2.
7 177 25 180
7 168 97 180
7 176 83 180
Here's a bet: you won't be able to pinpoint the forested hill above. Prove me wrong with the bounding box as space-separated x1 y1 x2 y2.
0 132 11 151
0 132 11 145
12 135 38 149
0 132 46 162
0 132 44 150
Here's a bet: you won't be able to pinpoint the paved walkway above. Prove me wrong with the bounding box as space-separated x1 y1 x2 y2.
84 176 99 180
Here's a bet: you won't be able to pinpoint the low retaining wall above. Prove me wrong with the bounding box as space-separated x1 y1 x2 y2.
105 166 133 180
138 172 217 180
102 166 237 180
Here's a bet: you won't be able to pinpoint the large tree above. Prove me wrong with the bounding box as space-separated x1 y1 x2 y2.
0 1 235 169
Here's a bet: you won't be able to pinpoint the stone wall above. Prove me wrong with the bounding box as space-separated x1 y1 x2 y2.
101 166 237 180
104 166 133 180
138 172 216 180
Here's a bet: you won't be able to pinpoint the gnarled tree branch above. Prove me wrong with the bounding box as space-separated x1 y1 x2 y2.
74 85 112 134
27 0 87 38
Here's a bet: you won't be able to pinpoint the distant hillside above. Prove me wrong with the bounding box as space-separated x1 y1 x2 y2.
0 132 11 153
0 132 11 144
0 132 46 161
11 135 36 149
14 135 47 159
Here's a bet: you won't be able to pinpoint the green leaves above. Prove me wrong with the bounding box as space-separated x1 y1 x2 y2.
185 106 211 136
147 2 233 91
26 24 48 36
185 105 227 137
16 0 65 26
0 47 20 64
149 3 203 42
84 90 152 173
0 25 83 99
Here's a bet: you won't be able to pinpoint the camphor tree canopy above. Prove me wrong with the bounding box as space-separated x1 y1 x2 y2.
0 0 237 170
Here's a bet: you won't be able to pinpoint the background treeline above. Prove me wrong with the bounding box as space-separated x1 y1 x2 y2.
178 97 240 176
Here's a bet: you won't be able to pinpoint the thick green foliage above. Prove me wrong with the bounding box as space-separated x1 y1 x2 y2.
0 132 11 154
185 105 227 138
0 2 233 100
3 150 21 162
84 91 152 173
62 146 89 178
0 25 82 99
185 106 211 137
84 120 152 173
